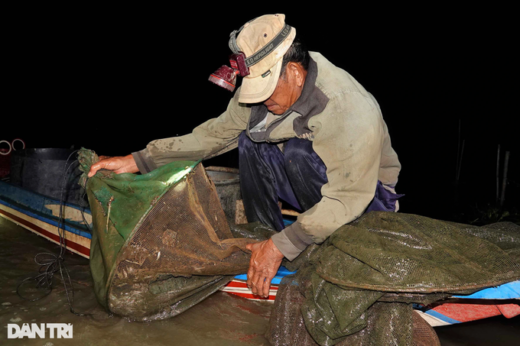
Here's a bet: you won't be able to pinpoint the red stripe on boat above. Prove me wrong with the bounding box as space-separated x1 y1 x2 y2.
433 303 503 323
497 304 520 319
224 292 276 301
0 208 90 257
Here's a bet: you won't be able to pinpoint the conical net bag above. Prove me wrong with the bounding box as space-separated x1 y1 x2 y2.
78 149 253 321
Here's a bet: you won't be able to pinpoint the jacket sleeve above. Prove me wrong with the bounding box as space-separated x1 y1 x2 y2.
272 91 384 260
132 90 251 173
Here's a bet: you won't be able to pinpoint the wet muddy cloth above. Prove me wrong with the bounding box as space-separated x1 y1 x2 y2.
269 213 520 346
78 148 257 321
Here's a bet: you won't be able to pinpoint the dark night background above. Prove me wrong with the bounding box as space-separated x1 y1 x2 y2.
2 6 517 223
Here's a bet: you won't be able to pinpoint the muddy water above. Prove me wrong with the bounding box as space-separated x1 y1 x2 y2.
0 217 271 346
1 217 519 345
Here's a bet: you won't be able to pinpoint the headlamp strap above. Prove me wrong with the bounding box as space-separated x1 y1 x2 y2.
228 28 243 55
228 23 291 68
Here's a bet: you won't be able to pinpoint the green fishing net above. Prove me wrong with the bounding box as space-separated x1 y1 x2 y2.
78 148 255 321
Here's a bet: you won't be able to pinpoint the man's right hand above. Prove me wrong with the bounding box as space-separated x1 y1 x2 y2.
88 154 139 177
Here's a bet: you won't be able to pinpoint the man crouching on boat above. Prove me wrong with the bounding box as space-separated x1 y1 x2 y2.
88 14 402 299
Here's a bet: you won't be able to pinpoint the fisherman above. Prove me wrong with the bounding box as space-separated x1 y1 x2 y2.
88 14 402 299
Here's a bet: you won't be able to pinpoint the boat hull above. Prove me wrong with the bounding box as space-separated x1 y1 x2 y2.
0 180 91 258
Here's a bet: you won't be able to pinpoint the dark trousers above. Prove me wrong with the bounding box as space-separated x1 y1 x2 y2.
238 132 400 231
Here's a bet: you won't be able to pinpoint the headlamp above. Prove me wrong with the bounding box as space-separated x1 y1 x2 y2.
208 52 250 92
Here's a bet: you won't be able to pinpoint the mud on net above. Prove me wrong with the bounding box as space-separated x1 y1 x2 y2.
78 149 256 321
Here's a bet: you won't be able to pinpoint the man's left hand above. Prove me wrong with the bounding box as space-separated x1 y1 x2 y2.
245 239 284 298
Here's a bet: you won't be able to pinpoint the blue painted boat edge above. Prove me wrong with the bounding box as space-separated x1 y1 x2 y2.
0 181 91 214
0 181 92 239
283 219 295 227
0 198 92 239
234 266 297 284
452 280 520 299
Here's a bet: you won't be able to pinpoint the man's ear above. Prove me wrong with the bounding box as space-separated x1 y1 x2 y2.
287 62 305 87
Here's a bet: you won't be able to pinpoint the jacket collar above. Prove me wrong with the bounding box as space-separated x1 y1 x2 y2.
290 57 329 135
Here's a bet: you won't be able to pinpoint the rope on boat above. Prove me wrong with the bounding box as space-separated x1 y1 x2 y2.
16 150 94 317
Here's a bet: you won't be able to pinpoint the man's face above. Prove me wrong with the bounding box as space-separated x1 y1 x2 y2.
263 75 294 115
263 62 306 115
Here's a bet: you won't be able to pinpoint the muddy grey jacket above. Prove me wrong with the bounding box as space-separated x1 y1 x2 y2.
133 52 401 260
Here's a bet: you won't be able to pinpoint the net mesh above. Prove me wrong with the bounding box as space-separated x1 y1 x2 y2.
110 164 256 320
268 213 520 346
79 149 255 321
